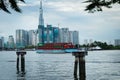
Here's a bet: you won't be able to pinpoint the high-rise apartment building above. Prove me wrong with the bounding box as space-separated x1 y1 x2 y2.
8 35 15 49
28 30 34 46
45 25 53 43
28 30 38 46
16 29 28 48
0 37 4 50
59 28 69 43
73 31 79 45
68 31 73 43
53 27 60 43
1 37 4 49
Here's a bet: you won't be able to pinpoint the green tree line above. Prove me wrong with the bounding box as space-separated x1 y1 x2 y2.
80 41 120 50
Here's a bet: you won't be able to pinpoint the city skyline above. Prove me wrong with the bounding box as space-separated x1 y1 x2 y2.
0 0 120 44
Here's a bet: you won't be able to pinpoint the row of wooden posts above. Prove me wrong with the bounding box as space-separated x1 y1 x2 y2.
16 51 87 80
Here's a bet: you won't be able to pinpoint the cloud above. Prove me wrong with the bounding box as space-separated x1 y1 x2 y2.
18 0 40 7
19 0 86 13
45 1 85 12
18 13 39 30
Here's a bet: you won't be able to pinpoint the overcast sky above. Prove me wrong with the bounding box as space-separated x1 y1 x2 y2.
0 0 120 44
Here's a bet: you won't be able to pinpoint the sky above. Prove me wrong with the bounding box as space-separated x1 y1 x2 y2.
0 0 120 44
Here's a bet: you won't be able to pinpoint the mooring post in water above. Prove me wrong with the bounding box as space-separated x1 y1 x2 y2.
16 50 26 74
16 53 20 73
72 51 87 80
21 53 25 73
79 54 86 80
74 56 78 76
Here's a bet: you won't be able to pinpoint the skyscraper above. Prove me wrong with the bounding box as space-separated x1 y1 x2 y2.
68 31 73 43
1 37 4 49
0 37 5 50
28 30 38 46
53 27 60 43
38 0 44 44
47 25 53 43
73 31 79 45
39 0 44 26
8 35 15 49
59 28 69 43
16 29 28 48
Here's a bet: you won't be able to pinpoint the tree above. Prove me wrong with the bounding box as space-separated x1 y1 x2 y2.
84 0 120 13
0 0 25 13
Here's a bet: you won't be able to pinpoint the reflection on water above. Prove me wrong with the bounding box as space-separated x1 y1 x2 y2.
0 50 120 80
74 74 78 80
17 72 26 80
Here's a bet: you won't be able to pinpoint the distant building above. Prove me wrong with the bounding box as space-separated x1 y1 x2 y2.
89 39 93 45
1 37 4 49
45 25 53 43
28 30 38 46
68 31 73 43
35 30 39 45
59 28 69 43
73 31 79 45
84 39 88 45
8 35 15 49
38 25 44 44
0 37 4 50
115 39 120 46
38 0 44 44
16 29 28 48
53 27 60 43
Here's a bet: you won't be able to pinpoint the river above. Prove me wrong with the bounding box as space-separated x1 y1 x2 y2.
0 50 120 80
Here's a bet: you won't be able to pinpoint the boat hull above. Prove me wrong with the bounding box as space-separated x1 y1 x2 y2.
36 49 65 54
36 49 82 53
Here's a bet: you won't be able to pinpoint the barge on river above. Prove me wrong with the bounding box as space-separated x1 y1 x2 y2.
36 43 80 53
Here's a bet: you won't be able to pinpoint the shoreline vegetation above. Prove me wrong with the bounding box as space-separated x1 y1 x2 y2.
78 41 120 51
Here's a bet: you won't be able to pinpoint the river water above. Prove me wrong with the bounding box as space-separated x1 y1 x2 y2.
0 50 120 80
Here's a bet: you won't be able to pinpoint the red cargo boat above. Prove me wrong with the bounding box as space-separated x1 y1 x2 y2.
36 43 75 53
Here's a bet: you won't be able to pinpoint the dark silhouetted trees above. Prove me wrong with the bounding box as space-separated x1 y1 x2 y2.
84 0 120 13
0 0 120 13
81 41 120 50
0 0 25 13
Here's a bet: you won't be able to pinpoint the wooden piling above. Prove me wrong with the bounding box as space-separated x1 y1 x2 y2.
16 51 26 74
16 54 19 73
79 56 86 80
21 54 25 73
72 51 87 80
74 56 78 76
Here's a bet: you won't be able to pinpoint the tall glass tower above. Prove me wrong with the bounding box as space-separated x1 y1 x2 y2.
38 0 44 44
8 35 15 49
39 0 44 26
16 29 28 48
